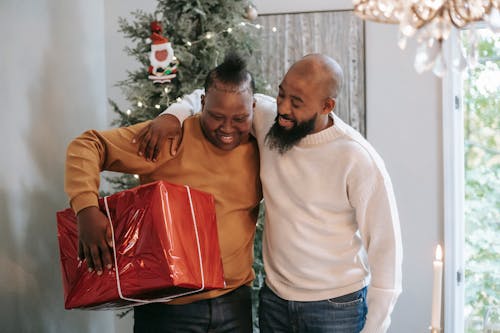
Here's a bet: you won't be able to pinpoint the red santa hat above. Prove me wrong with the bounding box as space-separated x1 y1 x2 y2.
150 21 163 34
150 21 169 47
151 32 169 47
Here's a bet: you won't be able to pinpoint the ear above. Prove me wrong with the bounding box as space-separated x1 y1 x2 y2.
322 97 336 114
252 97 256 110
201 94 206 110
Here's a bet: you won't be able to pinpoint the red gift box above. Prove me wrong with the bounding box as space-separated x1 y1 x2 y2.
57 180 225 310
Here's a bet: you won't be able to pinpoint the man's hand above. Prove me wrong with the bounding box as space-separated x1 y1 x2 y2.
77 206 113 276
133 114 182 161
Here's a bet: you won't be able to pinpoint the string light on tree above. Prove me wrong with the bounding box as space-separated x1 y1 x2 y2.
107 1 266 208
182 21 265 47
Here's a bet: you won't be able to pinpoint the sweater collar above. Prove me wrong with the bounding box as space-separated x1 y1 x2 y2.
297 113 345 147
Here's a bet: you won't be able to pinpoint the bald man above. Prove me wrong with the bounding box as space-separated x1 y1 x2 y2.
136 54 403 333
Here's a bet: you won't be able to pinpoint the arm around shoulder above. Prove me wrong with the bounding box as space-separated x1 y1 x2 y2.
133 89 204 160
159 88 204 123
251 93 277 138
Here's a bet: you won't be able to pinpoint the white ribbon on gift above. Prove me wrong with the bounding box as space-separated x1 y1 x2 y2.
103 184 205 306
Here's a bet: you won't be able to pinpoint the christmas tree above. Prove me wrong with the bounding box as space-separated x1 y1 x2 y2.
108 1 265 330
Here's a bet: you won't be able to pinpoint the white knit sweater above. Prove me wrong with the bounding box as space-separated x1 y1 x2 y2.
163 90 403 333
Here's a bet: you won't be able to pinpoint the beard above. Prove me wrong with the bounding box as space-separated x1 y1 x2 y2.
265 114 317 154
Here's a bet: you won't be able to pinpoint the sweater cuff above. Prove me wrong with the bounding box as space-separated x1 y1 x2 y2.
162 104 193 123
70 192 99 215
360 286 401 333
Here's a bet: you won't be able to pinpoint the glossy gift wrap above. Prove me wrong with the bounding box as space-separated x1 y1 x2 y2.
56 180 225 310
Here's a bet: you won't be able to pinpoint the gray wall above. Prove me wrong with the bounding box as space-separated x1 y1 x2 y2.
0 0 115 332
0 0 443 332
365 22 442 333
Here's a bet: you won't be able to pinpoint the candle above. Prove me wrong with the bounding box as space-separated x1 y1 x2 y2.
431 244 443 329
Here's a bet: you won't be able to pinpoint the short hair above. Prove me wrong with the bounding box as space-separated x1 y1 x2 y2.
204 53 255 94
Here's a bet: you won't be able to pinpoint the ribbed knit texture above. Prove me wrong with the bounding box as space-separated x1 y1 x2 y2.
164 91 403 332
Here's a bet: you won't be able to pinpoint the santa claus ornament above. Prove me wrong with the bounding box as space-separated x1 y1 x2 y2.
147 21 177 84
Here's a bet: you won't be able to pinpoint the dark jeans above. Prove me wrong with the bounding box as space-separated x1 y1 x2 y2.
133 286 252 333
259 283 367 333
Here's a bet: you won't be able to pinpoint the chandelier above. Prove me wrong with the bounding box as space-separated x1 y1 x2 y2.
353 0 500 76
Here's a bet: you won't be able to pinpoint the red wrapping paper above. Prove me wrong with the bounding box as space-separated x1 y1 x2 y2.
57 180 225 310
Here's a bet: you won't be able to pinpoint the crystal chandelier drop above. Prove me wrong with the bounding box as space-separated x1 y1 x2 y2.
353 0 500 76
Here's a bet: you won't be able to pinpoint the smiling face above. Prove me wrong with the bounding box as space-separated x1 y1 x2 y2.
265 56 340 154
276 60 333 133
200 85 255 151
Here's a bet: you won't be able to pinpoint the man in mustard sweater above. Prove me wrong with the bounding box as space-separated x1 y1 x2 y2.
64 54 262 333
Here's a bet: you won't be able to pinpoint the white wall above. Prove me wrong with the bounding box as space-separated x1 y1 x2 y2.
365 23 442 332
254 0 353 14
104 0 157 122
0 0 116 331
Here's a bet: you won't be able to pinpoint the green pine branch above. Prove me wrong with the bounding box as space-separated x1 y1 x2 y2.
107 3 266 328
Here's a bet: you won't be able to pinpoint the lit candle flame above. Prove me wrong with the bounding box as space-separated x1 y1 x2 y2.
435 244 443 261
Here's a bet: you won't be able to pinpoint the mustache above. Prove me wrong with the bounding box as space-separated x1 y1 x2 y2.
278 114 294 121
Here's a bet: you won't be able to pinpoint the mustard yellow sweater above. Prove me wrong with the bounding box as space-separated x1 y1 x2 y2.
65 115 262 304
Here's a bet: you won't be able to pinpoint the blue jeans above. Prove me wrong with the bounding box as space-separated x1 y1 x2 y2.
258 283 367 333
133 285 252 333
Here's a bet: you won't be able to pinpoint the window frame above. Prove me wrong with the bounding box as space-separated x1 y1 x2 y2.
442 29 465 333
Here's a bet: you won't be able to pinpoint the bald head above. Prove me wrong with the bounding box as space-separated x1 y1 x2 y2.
289 54 344 99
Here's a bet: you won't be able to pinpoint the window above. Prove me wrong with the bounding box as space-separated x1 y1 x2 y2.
444 27 500 333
